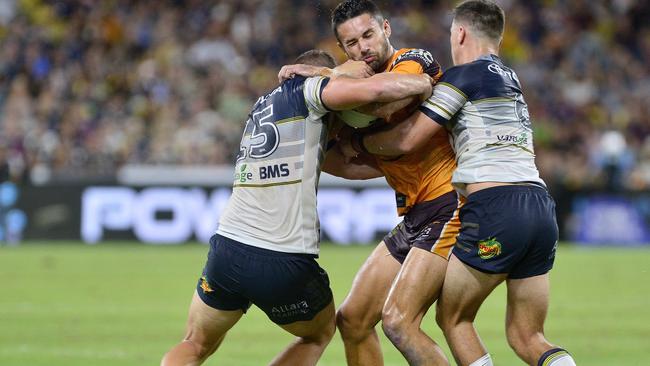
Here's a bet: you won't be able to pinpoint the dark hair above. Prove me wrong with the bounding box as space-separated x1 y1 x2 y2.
331 0 384 41
453 0 505 42
294 49 337 68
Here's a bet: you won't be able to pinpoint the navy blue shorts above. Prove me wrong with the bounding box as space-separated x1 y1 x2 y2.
453 185 558 279
197 234 333 325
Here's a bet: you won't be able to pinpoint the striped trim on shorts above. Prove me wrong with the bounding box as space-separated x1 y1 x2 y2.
384 190 463 263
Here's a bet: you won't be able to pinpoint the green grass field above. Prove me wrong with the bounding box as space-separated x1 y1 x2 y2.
0 242 649 365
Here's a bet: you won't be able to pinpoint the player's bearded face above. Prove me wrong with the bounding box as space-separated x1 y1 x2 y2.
337 14 393 72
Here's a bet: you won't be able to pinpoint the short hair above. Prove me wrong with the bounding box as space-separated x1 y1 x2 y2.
331 0 384 41
453 0 505 42
294 49 337 69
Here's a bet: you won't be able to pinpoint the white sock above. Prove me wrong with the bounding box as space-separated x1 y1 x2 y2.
469 353 493 366
539 348 576 366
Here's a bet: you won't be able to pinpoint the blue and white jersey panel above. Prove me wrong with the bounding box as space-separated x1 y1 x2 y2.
217 76 330 255
419 54 544 195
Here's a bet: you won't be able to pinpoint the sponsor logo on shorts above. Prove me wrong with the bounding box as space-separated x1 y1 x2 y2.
478 237 502 259
418 226 432 239
271 300 309 318
200 276 214 294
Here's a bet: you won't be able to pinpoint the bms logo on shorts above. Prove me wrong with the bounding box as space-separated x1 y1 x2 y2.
478 237 502 259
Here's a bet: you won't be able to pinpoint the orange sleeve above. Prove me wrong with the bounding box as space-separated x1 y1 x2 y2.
388 49 443 81
390 60 424 75
381 49 443 124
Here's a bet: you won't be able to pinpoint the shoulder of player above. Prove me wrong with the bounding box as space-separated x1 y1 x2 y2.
392 48 436 67
437 59 497 95
441 58 484 78
391 48 443 78
394 47 433 59
280 75 325 101
257 76 314 117
282 75 307 93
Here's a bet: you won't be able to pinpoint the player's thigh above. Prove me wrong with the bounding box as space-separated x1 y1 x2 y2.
384 247 448 320
505 273 550 331
279 300 336 340
185 291 244 346
437 254 506 322
340 241 402 318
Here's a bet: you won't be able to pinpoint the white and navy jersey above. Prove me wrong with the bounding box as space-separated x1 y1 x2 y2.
419 54 545 196
217 76 331 255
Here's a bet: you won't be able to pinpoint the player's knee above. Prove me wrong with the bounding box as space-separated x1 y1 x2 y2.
336 306 371 340
301 322 336 347
381 310 407 346
435 304 453 333
321 316 337 342
506 324 543 356
505 328 524 355
435 300 467 334
335 307 355 334
181 338 215 361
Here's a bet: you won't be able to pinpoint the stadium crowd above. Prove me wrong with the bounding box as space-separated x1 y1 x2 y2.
0 0 649 191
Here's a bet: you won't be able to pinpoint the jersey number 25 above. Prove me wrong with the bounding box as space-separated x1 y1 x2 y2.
237 104 280 162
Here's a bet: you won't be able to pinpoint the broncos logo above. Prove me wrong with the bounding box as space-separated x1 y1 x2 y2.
393 49 441 78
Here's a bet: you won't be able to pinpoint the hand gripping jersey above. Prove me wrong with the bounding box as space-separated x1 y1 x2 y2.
376 48 456 216
419 54 545 196
217 76 331 255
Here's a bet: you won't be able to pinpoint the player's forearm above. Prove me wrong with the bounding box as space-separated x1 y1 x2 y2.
356 96 419 120
354 111 436 156
278 60 374 83
322 149 383 179
368 73 432 103
324 73 431 111
354 127 412 156
324 162 383 180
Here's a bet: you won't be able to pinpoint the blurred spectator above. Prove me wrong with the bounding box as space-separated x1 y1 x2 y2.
592 130 635 192
0 146 9 182
0 0 648 192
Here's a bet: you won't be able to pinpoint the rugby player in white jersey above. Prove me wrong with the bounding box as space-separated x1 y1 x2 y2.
338 1 578 365
160 50 433 366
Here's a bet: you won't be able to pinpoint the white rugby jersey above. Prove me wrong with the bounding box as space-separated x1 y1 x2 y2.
217 76 331 255
419 54 545 196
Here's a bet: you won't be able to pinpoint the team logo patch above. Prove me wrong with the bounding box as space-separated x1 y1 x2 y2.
478 237 502 259
200 276 214 294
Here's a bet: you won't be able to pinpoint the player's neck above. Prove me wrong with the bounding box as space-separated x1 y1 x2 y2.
460 41 499 65
379 45 396 71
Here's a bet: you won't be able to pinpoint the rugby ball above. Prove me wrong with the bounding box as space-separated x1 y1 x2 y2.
338 109 377 128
